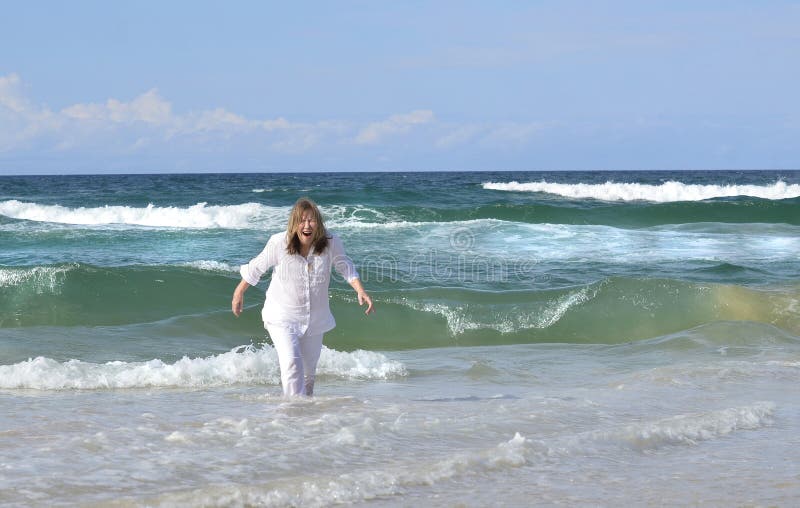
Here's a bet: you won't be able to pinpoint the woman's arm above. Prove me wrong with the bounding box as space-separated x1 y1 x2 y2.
231 279 250 317
349 277 374 315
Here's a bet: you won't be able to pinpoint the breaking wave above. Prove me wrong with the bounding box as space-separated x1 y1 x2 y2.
0 345 406 390
482 180 800 202
0 200 276 229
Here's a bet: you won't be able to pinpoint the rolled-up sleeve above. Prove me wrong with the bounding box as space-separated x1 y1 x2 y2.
330 234 359 283
240 234 281 287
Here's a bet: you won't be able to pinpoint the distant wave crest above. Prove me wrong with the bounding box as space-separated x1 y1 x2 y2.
482 180 800 202
0 200 395 229
0 200 281 229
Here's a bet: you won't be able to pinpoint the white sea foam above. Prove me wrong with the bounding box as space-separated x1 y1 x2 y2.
482 222 800 265
321 204 393 229
535 287 593 328
0 345 406 390
316 348 408 379
394 287 593 335
0 198 487 232
482 180 800 202
0 264 76 291
181 260 238 273
0 200 284 229
332 217 504 230
0 199 396 230
576 402 776 451
134 433 529 507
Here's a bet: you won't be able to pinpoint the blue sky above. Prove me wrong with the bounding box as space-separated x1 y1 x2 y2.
1 1 798 174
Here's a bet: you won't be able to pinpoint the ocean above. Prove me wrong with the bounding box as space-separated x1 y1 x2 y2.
1 170 799 506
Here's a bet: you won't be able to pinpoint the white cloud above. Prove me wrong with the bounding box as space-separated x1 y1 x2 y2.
193 108 250 130
0 74 333 153
261 117 291 131
0 73 64 151
481 122 544 147
171 107 252 137
270 132 319 154
355 109 434 144
433 121 545 149
62 89 172 124
1 74 555 160
435 124 483 149
0 73 27 113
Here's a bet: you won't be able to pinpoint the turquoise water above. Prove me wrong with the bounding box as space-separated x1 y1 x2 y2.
1 170 799 506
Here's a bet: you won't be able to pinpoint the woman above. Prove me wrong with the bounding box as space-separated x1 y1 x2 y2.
232 197 374 396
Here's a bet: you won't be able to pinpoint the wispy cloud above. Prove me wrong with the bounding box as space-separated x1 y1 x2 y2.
1 73 568 165
0 73 64 151
434 122 546 149
0 74 344 154
1 75 449 156
435 124 483 149
61 89 172 124
0 73 27 113
481 122 545 148
355 110 435 144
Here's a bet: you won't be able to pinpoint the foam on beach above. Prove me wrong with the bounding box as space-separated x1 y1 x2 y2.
128 401 775 506
125 433 530 507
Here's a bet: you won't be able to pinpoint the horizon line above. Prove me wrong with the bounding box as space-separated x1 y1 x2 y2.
2 167 798 177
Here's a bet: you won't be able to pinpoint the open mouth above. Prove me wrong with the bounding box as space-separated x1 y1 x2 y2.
301 230 313 237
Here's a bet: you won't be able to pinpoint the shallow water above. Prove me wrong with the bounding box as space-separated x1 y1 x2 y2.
3 334 799 506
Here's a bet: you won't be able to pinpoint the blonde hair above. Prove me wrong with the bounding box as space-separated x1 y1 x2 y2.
286 197 329 254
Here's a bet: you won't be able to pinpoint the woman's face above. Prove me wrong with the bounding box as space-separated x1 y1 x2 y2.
295 210 317 246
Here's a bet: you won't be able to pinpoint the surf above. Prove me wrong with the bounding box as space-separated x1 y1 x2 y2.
0 345 406 390
482 179 800 202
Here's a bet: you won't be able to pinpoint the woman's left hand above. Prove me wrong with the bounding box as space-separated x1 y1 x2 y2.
358 291 375 315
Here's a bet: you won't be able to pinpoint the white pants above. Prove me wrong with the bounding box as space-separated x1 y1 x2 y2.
266 325 324 396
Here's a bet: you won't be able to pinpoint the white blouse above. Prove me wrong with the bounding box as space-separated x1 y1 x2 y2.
240 232 359 334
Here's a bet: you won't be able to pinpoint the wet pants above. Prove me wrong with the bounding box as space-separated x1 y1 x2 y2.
266 325 324 396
